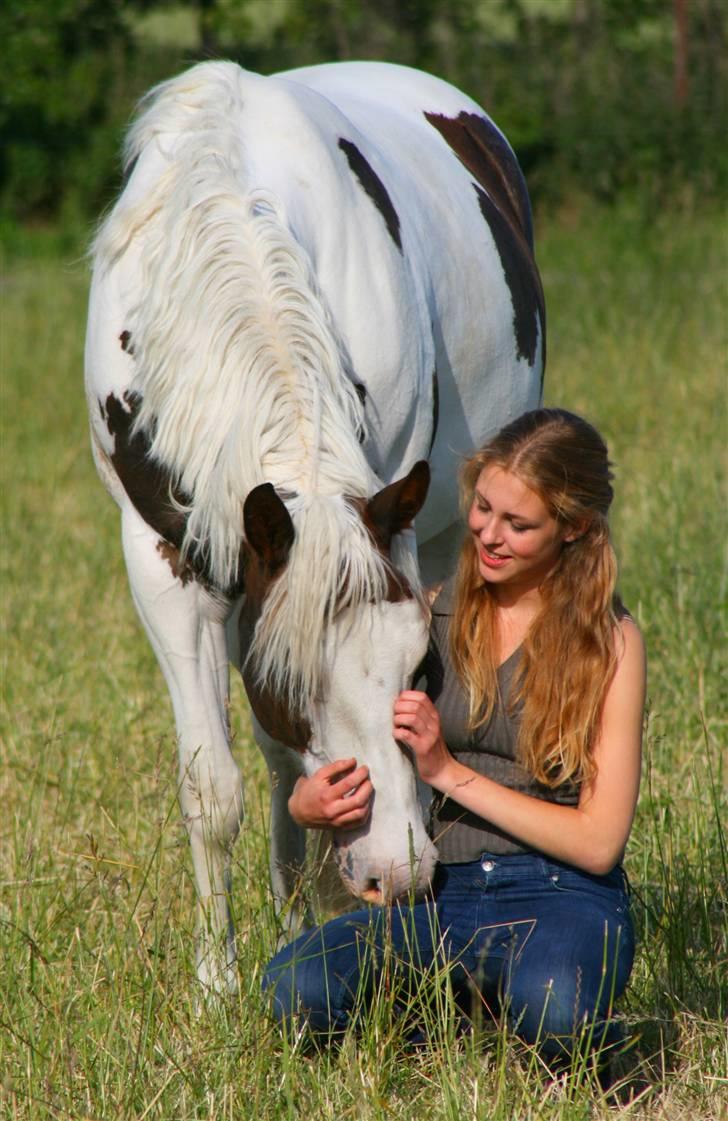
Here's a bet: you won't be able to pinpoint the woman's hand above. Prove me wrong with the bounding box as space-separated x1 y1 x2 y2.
393 690 455 790
288 758 373 829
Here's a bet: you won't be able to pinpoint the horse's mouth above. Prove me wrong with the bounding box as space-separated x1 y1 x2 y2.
359 879 389 906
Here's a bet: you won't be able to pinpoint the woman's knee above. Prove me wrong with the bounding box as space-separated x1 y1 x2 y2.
263 938 337 1032
506 959 627 1061
506 906 634 1039
262 913 380 1035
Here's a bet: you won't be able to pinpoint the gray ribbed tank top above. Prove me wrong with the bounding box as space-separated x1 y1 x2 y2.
424 581 579 863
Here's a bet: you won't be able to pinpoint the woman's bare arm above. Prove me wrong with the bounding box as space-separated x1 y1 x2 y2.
393 620 646 874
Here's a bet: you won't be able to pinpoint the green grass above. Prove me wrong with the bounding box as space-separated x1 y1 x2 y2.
1 205 726 1119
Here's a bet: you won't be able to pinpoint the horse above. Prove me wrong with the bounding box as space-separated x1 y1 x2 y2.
84 59 544 993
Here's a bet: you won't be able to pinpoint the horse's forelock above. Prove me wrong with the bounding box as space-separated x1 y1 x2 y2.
249 495 395 712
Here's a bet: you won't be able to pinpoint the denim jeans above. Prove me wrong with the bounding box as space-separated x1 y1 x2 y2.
263 852 634 1063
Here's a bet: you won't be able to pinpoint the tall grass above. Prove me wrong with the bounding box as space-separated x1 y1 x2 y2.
1 206 725 1119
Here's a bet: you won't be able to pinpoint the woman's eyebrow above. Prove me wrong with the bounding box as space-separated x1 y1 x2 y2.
474 490 535 523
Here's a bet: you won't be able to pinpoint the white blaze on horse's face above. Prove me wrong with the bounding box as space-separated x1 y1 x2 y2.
310 597 436 904
241 465 437 905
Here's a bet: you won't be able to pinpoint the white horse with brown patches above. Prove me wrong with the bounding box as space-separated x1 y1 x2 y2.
85 60 544 993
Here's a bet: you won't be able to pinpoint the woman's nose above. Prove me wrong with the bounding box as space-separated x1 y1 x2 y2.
478 514 502 544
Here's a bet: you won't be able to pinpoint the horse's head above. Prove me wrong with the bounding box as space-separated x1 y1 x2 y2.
239 462 437 904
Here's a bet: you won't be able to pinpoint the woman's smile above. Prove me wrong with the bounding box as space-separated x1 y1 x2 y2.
479 547 510 569
468 466 569 594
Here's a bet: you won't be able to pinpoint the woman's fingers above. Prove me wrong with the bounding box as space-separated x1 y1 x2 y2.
329 764 369 794
319 756 358 781
288 758 376 828
328 779 373 827
393 690 443 758
332 777 372 807
394 692 435 723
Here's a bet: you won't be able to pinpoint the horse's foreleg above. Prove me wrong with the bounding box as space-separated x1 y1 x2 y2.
250 719 310 941
121 503 243 995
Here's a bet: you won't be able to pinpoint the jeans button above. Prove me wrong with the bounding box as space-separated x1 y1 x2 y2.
481 859 495 872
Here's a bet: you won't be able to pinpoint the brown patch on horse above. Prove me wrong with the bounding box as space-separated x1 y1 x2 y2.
428 368 439 455
104 391 244 594
474 185 544 368
238 487 312 748
424 111 545 371
424 111 533 247
105 391 188 546
238 588 313 749
338 138 402 252
156 540 194 586
119 329 134 354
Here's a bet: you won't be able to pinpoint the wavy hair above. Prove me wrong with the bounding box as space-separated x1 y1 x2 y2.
450 408 623 787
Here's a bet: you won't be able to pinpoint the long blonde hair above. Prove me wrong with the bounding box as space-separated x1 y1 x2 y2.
450 408 623 787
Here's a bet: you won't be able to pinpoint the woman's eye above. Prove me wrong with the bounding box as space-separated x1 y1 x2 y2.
511 524 529 533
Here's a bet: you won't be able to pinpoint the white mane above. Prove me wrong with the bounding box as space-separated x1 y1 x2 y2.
93 62 420 704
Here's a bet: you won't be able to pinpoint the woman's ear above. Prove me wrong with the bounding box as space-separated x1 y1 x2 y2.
563 519 590 544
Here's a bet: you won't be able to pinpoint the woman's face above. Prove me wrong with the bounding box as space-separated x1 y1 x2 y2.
468 466 570 595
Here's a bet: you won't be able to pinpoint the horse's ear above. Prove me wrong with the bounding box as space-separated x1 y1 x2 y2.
244 483 295 572
365 460 430 550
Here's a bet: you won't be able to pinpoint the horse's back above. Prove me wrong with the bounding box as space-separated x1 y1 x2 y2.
87 60 543 556
274 62 543 541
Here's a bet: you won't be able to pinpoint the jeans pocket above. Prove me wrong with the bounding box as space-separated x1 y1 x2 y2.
545 862 629 915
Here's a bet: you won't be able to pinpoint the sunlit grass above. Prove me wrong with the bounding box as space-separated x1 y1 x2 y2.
1 206 725 1118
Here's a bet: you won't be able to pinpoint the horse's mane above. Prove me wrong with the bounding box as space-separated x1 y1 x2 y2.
92 62 421 705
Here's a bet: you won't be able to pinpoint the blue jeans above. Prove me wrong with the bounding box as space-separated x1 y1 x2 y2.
263 853 634 1064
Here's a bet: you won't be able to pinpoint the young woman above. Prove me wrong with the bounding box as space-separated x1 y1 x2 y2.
263 408 646 1070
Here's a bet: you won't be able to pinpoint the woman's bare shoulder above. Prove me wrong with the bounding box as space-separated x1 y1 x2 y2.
613 615 647 681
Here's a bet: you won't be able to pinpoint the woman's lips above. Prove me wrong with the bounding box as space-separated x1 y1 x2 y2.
480 549 510 569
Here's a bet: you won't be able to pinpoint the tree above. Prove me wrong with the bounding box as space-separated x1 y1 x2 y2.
0 0 138 220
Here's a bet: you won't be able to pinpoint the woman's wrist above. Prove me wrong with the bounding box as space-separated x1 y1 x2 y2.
431 758 478 799
421 749 461 794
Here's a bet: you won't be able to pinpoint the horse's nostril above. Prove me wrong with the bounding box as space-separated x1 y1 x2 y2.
360 878 382 904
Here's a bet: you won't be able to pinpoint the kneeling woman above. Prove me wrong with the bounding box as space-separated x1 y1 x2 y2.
263 408 646 1068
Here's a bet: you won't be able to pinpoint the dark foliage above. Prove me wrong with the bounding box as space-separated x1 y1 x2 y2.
1 0 725 229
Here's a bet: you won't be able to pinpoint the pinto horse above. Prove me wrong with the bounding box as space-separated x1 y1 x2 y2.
85 60 544 992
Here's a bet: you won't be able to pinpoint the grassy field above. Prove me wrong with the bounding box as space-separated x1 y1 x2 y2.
1 205 726 1120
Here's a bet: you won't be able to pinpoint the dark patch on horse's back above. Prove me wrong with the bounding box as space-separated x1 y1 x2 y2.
428 367 439 455
424 111 533 248
354 382 367 444
338 138 402 252
424 109 545 369
119 329 134 355
474 185 544 368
